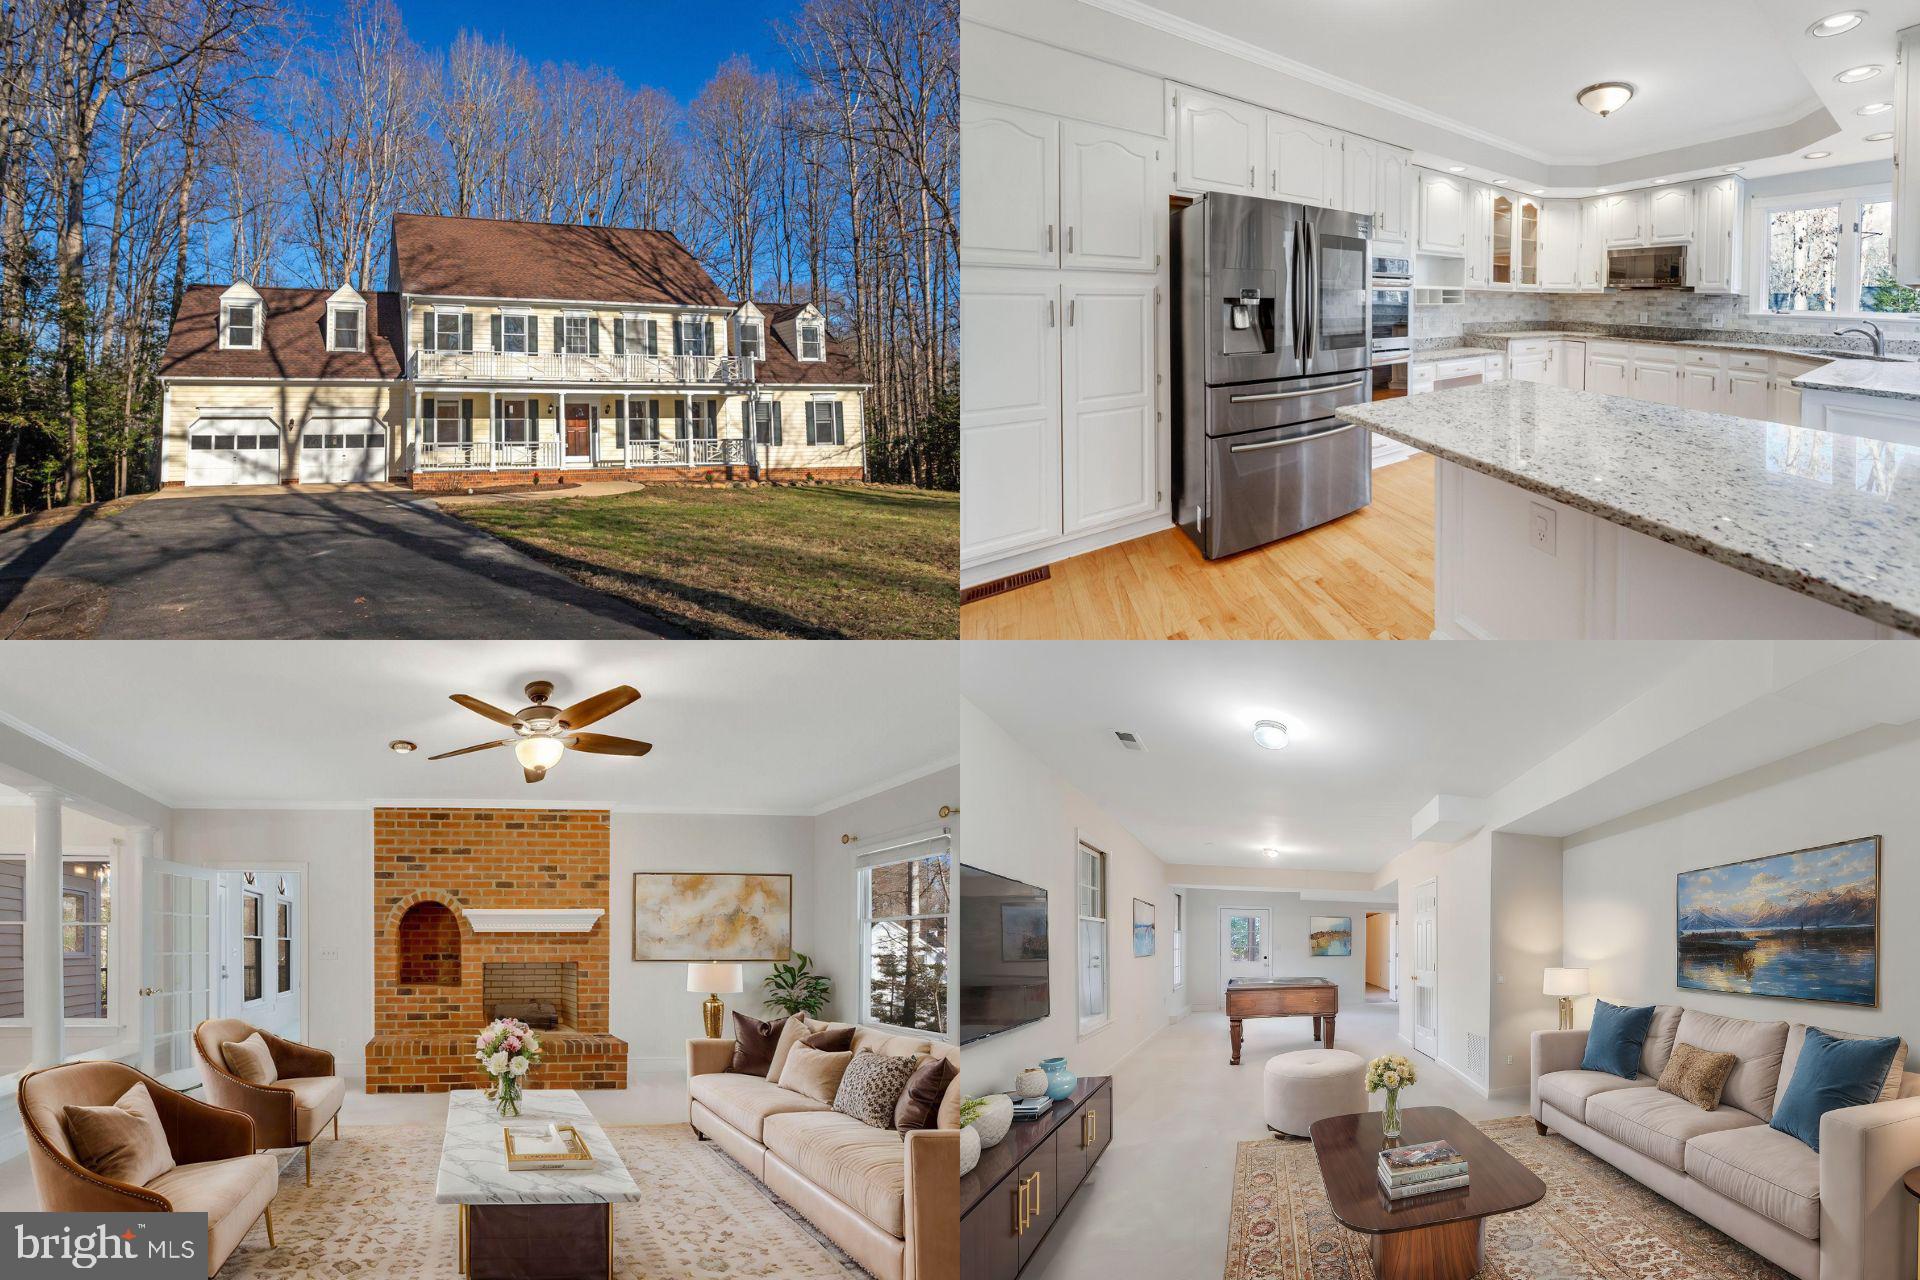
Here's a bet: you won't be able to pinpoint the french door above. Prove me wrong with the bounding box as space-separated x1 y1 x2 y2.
1411 878 1439 1058
1219 907 1272 986
141 860 216 1089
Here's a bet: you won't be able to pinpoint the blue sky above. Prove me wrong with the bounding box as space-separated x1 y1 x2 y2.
392 0 800 100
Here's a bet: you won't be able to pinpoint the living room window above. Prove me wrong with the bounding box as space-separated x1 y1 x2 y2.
242 889 262 1003
432 398 465 445
1077 839 1108 1035
0 855 113 1024
858 833 951 1039
1171 891 1185 992
276 898 292 995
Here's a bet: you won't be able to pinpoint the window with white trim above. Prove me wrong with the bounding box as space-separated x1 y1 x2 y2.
223 302 258 349
808 398 838 445
276 897 292 995
738 319 764 360
497 399 530 444
1077 839 1108 1034
564 314 591 355
626 400 660 442
242 889 262 1003
677 315 710 356
1171 891 1185 992
328 304 363 352
750 400 777 444
858 835 950 1038
500 313 529 354
1761 189 1920 316
798 317 825 362
686 400 716 439
0 855 114 1023
434 311 464 351
432 399 464 445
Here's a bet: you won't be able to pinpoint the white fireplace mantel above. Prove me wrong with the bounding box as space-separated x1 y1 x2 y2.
462 908 605 934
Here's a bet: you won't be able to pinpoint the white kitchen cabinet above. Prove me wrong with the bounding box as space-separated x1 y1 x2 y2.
1267 112 1341 206
1417 169 1468 256
1633 358 1679 405
1774 379 1802 425
1510 352 1551 383
1680 365 1721 412
1726 368 1771 419
1467 183 1495 285
960 276 1063 564
960 100 1059 269
1554 341 1587 390
1061 282 1159 536
1061 121 1160 274
1172 85 1262 196
1342 133 1377 219
1579 199 1606 290
1540 201 1582 290
1691 176 1743 293
1647 185 1694 243
1600 192 1647 247
1587 351 1632 397
1373 145 1414 250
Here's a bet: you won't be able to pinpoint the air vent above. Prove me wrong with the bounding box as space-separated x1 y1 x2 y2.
1465 1032 1489 1083
960 565 1050 606
1113 730 1145 752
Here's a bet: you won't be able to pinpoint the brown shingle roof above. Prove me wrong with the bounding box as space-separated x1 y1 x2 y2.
755 302 865 387
160 287 404 380
393 213 731 306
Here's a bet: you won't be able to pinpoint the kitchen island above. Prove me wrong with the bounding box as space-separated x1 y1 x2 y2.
1336 381 1920 639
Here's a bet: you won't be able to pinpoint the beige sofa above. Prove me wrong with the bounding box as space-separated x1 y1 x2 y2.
687 1019 960 1280
1531 1005 1920 1280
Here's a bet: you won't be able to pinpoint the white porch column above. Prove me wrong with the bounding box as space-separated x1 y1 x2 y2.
411 387 421 471
487 390 497 472
683 392 693 467
128 826 158 1073
558 390 568 471
24 787 65 1069
623 392 632 467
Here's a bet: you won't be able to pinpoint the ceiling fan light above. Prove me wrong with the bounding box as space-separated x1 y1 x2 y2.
388 739 416 754
1576 82 1634 117
514 736 566 770
1251 719 1289 750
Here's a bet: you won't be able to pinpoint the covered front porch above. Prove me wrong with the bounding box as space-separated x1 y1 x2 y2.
405 387 749 476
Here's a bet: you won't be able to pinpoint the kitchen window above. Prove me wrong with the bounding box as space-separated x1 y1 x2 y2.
1077 838 1108 1035
858 834 951 1038
1759 189 1919 316
242 890 262 1003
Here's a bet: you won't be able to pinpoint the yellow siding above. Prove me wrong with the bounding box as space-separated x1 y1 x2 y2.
722 389 866 472
409 301 731 358
163 382 397 482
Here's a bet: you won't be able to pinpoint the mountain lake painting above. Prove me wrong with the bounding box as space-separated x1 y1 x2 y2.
1675 836 1880 1007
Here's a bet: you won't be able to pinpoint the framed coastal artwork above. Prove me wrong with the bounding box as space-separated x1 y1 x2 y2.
1133 898 1155 956
632 872 792 961
1675 836 1880 1008
1308 915 1353 957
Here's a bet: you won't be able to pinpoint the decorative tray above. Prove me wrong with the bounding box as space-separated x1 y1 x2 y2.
503 1124 595 1171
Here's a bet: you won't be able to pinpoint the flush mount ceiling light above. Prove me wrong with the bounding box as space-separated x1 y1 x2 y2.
1805 150 1834 159
1262 847 1282 860
1809 10 1867 37
1859 101 1894 115
1251 719 1289 750
388 739 416 754
1836 64 1883 82
1576 81 1635 117
1867 131 1895 141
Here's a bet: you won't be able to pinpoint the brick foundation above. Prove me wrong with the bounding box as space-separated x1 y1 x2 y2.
406 465 863 492
366 808 627 1092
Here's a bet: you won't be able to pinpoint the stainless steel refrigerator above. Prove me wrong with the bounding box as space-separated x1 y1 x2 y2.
1173 193 1373 559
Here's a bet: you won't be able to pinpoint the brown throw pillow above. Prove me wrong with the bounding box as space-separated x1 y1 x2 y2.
802 1025 855 1052
1658 1040 1739 1111
777 1043 854 1103
730 1012 786 1076
833 1050 920 1130
895 1054 957 1131
222 1033 278 1085
63 1082 176 1186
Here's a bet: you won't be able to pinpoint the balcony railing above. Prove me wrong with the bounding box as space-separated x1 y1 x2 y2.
407 435 750 471
409 349 749 385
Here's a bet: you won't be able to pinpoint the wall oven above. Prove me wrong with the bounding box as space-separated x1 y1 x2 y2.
1368 254 1411 363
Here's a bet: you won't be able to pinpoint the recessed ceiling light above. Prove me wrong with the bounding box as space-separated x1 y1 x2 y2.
388 739 417 753
1251 719 1289 750
1859 101 1894 115
1576 81 1635 117
1651 178 1668 185
1262 847 1281 860
1805 150 1834 159
1808 10 1867 37
1532 189 1546 195
1836 64 1883 83
1492 178 1510 186
1448 165 1466 173
1866 131 1894 141
1724 165 1745 173
1596 187 1610 194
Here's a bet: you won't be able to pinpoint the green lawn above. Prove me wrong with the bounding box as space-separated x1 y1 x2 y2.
445 483 958 639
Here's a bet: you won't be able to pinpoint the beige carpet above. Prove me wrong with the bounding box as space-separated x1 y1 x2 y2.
1225 1115 1794 1279
220 1123 872 1278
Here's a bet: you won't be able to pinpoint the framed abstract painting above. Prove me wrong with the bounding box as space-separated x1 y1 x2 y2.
1308 916 1353 957
1675 836 1880 1008
632 872 793 961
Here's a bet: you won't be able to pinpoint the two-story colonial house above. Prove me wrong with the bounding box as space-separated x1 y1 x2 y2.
156 213 868 490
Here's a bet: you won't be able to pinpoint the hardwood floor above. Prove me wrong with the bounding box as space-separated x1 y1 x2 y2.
961 454 1435 639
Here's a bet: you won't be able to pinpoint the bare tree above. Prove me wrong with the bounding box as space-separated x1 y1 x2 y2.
688 57 779 300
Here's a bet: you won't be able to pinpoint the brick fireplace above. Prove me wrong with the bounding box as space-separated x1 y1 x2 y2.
365 808 628 1092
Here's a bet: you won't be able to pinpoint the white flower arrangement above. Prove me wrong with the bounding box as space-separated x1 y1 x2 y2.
1365 1053 1417 1093
475 1017 543 1115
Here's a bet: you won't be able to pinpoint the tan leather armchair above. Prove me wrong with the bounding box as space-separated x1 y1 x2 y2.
194 1018 345 1185
18 1060 278 1277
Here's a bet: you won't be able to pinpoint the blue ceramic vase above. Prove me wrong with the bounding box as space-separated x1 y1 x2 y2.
1041 1056 1076 1100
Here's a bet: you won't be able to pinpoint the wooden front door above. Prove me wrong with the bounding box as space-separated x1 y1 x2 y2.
565 404 591 458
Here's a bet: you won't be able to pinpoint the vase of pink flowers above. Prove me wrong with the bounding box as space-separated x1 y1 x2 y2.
476 1018 543 1118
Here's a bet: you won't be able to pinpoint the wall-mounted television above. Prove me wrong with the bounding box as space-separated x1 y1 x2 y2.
960 863 1050 1045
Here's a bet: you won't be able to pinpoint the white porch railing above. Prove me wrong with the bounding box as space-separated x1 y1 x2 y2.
409 350 748 385
613 437 749 467
407 435 751 471
410 438 561 471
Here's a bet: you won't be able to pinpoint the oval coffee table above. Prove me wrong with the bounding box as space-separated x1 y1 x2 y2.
1310 1105 1545 1280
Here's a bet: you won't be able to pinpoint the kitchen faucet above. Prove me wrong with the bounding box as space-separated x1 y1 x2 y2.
1833 320 1887 357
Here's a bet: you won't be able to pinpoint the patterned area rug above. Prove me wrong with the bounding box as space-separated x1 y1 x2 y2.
1225 1115 1794 1279
221 1123 874 1278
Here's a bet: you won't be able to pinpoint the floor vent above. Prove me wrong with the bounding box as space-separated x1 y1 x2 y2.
960 565 1051 606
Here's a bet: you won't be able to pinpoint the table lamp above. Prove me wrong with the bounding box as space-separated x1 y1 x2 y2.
1543 967 1589 1030
687 962 744 1038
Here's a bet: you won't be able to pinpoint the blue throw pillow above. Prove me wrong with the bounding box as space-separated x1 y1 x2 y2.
1770 1027 1901 1152
1580 999 1656 1078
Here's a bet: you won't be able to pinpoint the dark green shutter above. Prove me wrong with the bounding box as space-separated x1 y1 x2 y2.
553 317 564 352
422 397 436 436
704 319 715 353
612 321 625 355
772 402 782 446
461 313 473 352
461 399 474 441
832 402 845 444
491 315 502 351
421 308 435 351
526 317 538 354
589 318 600 354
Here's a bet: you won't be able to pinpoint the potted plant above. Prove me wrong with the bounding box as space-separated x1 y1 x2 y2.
476 1017 543 1117
762 952 833 1019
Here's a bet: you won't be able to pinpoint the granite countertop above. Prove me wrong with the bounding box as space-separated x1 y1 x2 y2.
435 1088 644 1204
1411 346 1504 363
1335 381 1920 633
1791 359 1920 404
1459 329 1914 366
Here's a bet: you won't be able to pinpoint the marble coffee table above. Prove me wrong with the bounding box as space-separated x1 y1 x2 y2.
436 1088 642 1279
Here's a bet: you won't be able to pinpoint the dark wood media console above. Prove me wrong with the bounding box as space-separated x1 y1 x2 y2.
959 1077 1112 1279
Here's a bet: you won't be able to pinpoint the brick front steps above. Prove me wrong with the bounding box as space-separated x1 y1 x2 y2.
407 466 864 492
364 1031 629 1093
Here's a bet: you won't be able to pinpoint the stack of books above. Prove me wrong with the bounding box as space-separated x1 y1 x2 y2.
1376 1138 1469 1200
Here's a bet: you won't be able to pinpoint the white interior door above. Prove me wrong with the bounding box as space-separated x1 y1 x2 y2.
1411 877 1439 1058
141 860 215 1089
1219 907 1273 986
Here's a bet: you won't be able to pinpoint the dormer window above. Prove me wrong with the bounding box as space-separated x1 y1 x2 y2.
329 304 363 352
738 319 764 361
224 302 258 349
798 317 824 362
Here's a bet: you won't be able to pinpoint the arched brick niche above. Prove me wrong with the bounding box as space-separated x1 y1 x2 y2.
397 900 461 987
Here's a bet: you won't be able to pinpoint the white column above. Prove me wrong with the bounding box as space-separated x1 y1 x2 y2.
411 387 421 472
487 390 497 471
24 788 65 1069
558 390 568 470
623 392 632 467
683 392 693 467
129 826 158 1073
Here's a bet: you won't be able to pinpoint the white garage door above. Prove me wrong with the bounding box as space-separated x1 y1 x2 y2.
297 419 387 483
187 419 281 486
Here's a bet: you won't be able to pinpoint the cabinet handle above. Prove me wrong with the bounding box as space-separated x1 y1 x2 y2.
1066 226 1074 254
1067 299 1075 326
1047 300 1055 328
1031 1170 1043 1218
1014 1178 1027 1234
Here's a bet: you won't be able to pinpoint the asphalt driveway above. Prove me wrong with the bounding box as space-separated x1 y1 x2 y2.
0 489 687 638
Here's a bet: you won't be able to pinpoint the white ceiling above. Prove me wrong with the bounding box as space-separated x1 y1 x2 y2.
1100 0 1920 191
960 643 1700 873
0 642 956 813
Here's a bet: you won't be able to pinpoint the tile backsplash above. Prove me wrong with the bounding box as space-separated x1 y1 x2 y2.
1413 289 1920 355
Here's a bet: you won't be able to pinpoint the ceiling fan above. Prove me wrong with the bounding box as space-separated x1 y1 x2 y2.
428 680 651 782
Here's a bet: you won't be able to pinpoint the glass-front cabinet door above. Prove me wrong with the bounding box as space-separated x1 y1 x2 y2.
1491 195 1514 285
1517 198 1540 287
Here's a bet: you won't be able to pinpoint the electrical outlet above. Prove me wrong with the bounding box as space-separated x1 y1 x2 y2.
1529 502 1556 556
1505 1054 1514 1066
1638 308 1650 324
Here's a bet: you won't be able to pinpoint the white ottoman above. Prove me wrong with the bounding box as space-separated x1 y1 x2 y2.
1263 1048 1366 1139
